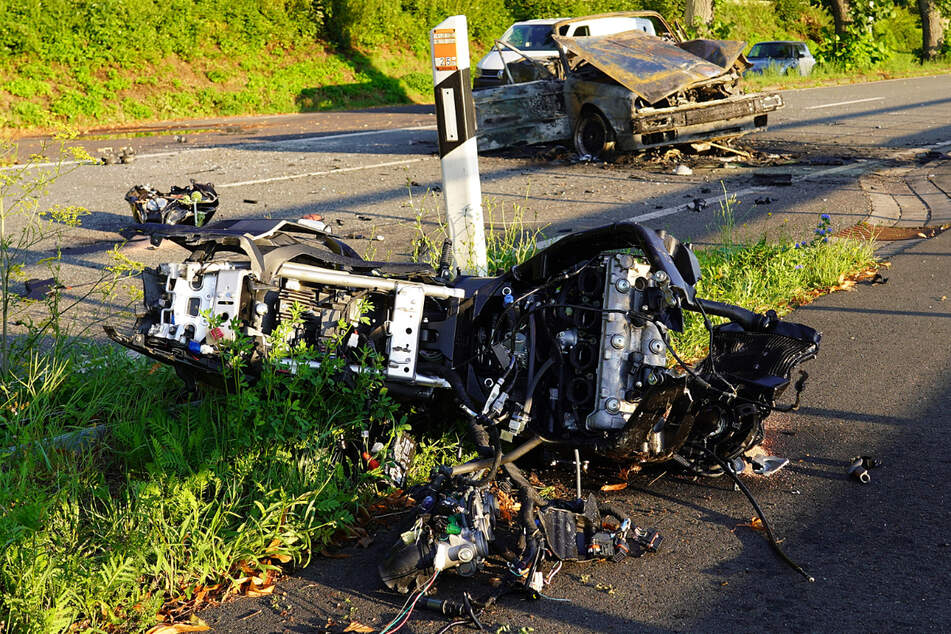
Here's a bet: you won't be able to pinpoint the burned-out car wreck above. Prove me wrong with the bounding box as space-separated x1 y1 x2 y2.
108 216 819 615
475 12 783 158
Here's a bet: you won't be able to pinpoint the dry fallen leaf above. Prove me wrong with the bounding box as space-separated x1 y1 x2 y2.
245 584 275 598
733 517 764 532
343 622 375 632
145 618 210 634
600 483 628 492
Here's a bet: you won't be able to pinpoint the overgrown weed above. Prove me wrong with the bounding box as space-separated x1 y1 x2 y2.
411 188 546 275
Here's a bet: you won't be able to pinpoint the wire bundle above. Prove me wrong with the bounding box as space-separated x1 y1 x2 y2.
380 570 440 633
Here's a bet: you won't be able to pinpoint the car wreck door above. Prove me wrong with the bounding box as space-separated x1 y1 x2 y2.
474 79 570 152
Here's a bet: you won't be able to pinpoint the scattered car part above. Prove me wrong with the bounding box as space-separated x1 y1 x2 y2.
124 181 219 226
475 11 784 158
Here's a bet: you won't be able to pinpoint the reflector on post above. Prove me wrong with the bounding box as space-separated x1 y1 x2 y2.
430 15 487 277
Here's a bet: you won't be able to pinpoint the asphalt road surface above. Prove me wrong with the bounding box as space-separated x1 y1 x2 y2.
8 75 951 631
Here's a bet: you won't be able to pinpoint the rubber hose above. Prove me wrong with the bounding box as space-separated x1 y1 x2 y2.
451 435 545 476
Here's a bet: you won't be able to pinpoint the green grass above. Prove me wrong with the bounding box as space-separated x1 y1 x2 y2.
0 333 407 632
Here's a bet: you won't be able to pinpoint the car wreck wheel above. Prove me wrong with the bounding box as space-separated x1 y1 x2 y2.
574 110 615 160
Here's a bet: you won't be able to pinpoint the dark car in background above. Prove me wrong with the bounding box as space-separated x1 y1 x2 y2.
746 41 815 76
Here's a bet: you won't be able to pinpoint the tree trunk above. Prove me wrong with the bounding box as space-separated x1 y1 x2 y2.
917 0 945 60
685 0 714 28
829 0 852 38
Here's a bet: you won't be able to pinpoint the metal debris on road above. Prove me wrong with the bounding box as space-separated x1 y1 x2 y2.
125 181 219 226
847 455 881 484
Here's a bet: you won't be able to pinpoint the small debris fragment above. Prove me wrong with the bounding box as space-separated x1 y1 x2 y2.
119 146 136 164
375 235 385 241
673 164 693 176
20 277 64 300
686 198 707 212
750 455 789 476
754 197 774 205
847 455 881 484
243 199 258 205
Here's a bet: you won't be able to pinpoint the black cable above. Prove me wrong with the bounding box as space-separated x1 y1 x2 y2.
658 327 718 393
470 424 503 488
523 357 555 417
503 462 548 507
694 299 740 395
699 446 815 582
463 593 486 631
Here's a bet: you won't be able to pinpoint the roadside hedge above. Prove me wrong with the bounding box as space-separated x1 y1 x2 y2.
0 0 935 133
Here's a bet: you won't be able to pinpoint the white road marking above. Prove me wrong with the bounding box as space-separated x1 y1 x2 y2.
0 125 436 172
805 97 884 110
264 125 436 148
217 157 430 188
0 148 217 172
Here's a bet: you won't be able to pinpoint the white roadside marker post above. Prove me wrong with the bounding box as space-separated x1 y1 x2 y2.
430 15 488 277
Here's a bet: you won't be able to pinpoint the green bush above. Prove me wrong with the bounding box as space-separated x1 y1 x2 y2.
9 100 49 127
1 77 52 99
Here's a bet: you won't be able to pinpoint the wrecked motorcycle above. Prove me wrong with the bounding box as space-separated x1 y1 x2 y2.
107 219 820 600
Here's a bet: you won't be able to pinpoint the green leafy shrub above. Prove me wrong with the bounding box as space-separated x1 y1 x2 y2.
815 25 892 69
1 77 52 99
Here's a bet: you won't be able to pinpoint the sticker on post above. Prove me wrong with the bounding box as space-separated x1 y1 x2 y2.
433 29 458 71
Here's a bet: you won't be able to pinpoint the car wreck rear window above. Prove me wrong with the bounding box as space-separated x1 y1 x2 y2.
502 24 557 50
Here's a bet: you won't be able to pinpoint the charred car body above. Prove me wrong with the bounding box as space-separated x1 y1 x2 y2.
474 12 783 158
108 218 819 595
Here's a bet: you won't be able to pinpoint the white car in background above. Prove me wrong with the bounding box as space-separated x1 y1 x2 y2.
473 15 657 88
745 41 815 76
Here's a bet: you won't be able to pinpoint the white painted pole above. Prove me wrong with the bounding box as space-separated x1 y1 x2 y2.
430 15 488 277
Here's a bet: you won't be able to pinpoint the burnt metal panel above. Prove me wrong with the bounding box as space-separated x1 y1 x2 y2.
633 93 783 134
474 80 570 151
678 39 748 71
553 30 739 104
